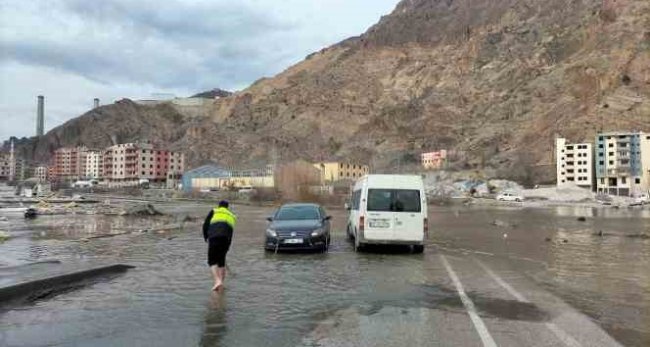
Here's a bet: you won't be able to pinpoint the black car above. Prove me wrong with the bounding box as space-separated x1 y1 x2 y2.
264 203 332 252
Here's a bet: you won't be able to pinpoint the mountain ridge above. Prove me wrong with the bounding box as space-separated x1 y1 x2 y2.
7 0 650 183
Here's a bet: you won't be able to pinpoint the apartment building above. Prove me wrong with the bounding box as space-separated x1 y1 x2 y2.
52 146 88 181
595 132 650 196
0 153 13 180
103 142 184 185
314 162 369 183
421 150 448 170
34 166 48 182
555 138 594 190
85 151 103 179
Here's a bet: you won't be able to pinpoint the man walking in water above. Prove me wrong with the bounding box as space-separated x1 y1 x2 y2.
203 200 237 291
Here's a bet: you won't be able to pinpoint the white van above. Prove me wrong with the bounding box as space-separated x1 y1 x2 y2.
346 175 428 253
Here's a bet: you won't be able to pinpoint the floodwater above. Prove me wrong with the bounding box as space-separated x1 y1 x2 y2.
1 201 649 346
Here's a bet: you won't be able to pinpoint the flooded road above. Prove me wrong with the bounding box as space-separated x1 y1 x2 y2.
1 202 649 346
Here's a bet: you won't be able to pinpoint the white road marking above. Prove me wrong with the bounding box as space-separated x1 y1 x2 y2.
474 259 583 347
440 254 498 347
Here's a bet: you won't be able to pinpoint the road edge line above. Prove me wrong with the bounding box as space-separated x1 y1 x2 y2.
440 254 498 347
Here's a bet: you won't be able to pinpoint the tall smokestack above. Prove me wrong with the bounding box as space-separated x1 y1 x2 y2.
93 98 100 108
36 95 44 136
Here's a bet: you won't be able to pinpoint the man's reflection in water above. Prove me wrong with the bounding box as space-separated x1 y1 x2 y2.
200 292 228 347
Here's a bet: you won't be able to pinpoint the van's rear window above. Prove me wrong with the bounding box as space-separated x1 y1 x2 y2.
367 189 421 212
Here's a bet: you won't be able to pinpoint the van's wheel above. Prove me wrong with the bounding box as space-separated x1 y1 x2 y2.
354 235 364 252
347 225 354 241
413 245 424 254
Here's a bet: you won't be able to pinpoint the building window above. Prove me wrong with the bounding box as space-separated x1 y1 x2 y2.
609 161 614 165
621 177 627 184
635 178 641 184
599 161 604 165
608 152 614 156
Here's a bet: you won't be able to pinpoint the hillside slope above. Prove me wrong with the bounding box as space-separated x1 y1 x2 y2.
206 0 650 182
8 0 650 183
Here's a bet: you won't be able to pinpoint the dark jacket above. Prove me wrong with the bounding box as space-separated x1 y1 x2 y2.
202 209 234 241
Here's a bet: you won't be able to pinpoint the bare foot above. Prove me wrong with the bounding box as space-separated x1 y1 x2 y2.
212 281 222 291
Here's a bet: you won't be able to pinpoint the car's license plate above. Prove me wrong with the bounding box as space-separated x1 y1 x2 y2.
284 238 303 244
369 219 390 228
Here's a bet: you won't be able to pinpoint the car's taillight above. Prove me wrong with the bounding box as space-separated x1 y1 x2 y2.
359 215 365 233
424 217 429 236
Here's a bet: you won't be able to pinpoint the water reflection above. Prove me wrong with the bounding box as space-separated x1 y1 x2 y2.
546 228 650 344
200 292 228 347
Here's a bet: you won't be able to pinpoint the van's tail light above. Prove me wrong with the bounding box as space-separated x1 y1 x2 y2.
424 217 429 237
359 215 365 233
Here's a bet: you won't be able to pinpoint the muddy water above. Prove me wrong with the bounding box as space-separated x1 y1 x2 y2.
0 203 649 346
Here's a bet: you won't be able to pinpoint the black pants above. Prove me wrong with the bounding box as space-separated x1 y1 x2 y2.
207 237 231 267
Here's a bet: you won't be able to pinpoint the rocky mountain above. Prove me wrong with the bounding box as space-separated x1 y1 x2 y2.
191 88 233 99
8 99 189 164
8 0 650 183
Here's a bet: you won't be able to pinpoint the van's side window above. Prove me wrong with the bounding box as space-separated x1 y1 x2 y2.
367 189 421 212
352 190 361 210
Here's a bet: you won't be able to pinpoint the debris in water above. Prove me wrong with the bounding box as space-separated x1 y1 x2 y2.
577 217 586 222
492 219 516 228
120 204 164 216
24 208 38 219
626 233 650 240
0 230 10 242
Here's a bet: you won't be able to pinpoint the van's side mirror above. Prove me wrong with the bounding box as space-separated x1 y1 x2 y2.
344 203 351 210
324 215 332 221
266 217 273 222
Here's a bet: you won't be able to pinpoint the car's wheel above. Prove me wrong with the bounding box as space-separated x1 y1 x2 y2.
413 245 424 254
323 234 330 253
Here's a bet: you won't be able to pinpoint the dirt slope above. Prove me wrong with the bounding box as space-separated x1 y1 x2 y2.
8 0 650 183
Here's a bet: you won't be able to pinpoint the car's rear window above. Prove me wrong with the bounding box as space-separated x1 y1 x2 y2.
275 206 320 220
367 189 421 212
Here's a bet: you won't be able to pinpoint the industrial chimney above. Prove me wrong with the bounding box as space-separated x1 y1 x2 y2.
36 95 44 136
93 98 100 108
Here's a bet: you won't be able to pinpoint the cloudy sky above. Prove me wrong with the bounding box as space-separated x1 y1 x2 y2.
0 0 399 141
